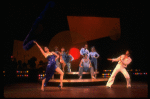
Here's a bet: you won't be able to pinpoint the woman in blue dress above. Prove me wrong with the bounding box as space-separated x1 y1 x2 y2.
34 41 64 91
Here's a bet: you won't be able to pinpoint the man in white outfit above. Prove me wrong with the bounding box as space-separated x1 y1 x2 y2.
80 44 89 57
106 50 132 88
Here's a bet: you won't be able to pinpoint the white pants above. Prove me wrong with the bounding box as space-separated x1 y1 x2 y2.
106 64 131 87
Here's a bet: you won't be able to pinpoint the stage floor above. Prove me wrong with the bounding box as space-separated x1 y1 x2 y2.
3 82 147 98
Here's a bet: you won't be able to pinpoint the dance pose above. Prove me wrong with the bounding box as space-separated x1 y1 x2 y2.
79 53 95 79
80 44 89 57
34 41 64 91
59 47 66 72
89 46 100 72
65 50 74 72
106 50 132 88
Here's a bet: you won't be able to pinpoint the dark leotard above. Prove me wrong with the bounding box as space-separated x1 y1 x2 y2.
43 55 57 86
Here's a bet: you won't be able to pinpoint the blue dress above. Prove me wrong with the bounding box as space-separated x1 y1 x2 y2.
43 55 57 86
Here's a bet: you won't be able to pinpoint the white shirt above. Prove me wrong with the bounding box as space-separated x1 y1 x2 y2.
80 48 89 56
89 52 100 58
112 55 132 68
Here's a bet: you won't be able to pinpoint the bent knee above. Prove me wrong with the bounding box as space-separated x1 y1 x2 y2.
61 72 64 75
125 76 130 79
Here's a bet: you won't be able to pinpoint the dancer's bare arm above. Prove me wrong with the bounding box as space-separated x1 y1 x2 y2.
33 41 47 58
79 59 83 67
107 56 121 62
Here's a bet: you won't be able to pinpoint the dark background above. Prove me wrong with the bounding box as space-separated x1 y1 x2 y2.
4 1 146 71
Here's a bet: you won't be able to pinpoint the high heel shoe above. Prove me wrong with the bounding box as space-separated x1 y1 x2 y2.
41 89 44 91
41 87 44 91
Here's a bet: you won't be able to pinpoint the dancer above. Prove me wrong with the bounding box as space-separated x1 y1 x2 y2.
106 50 132 88
89 46 100 72
65 50 74 72
33 41 64 91
80 44 89 57
79 53 95 79
59 47 66 72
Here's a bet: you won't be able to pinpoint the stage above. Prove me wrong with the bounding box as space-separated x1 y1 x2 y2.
3 82 147 98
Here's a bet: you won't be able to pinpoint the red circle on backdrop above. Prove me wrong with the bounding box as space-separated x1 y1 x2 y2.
69 48 80 60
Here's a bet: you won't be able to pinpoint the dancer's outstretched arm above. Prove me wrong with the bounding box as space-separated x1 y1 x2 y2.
33 41 47 58
107 56 121 62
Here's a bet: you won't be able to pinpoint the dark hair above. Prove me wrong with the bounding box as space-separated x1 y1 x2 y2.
83 53 88 57
54 46 58 49
85 44 88 46
126 49 132 55
61 47 65 52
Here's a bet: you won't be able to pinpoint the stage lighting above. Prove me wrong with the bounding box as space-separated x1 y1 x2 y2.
11 56 13 58
135 69 138 72
139 69 141 71
135 73 138 75
144 73 147 75
138 73 140 75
